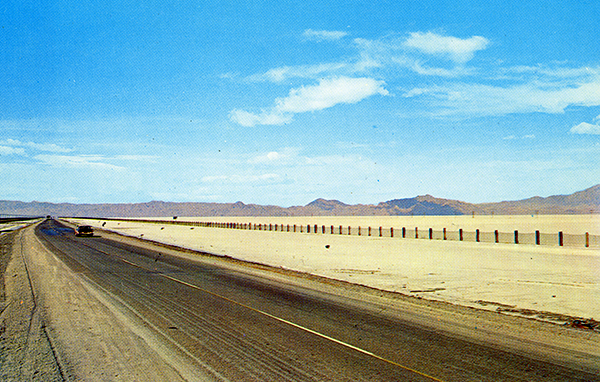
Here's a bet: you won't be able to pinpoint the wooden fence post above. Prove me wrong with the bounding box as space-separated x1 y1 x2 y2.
459 229 463 241
476 229 480 242
415 227 419 239
514 230 519 244
586 232 590 248
443 228 447 240
495 230 499 243
379 226 383 237
429 228 433 240
391 227 394 238
402 227 406 238
536 230 540 245
339 225 343 235
559 231 563 246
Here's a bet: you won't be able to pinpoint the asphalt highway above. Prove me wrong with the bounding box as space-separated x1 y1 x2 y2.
35 219 598 381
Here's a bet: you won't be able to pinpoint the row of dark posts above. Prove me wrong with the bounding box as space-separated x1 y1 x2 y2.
193 221 591 248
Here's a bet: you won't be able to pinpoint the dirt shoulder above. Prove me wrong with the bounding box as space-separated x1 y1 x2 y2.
0 228 64 381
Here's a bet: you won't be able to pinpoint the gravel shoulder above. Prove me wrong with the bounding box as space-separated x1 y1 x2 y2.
0 228 64 381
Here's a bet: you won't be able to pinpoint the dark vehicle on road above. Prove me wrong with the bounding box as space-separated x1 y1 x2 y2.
75 225 94 237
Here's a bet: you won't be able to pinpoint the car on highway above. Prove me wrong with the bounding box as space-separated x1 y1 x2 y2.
75 225 94 237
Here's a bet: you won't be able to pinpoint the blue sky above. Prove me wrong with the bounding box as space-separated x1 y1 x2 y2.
1 0 599 206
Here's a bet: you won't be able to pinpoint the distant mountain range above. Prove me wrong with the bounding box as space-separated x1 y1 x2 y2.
1 184 598 218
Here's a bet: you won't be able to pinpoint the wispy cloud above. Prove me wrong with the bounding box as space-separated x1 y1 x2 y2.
570 121 600 135
34 154 125 170
503 134 536 140
0 145 26 155
248 148 300 164
403 32 489 63
230 76 389 126
246 62 349 83
245 31 489 84
404 76 600 117
229 109 293 127
113 155 158 162
0 138 72 153
231 29 600 124
302 29 348 42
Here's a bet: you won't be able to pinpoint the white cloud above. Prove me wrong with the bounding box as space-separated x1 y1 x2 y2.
248 148 301 164
245 31 488 84
249 151 285 163
500 65 598 79
229 109 293 127
303 29 348 42
403 32 489 63
34 154 125 170
404 76 600 117
247 62 349 83
503 134 536 140
231 77 388 126
410 62 473 77
0 138 72 153
570 122 600 135
0 145 26 155
277 76 388 113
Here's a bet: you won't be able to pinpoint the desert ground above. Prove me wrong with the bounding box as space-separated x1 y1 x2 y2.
66 215 600 323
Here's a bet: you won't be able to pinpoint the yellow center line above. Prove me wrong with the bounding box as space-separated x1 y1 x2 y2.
96 250 445 381
157 269 445 382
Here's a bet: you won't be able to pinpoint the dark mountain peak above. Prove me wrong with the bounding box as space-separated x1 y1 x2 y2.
379 197 418 209
569 184 600 204
306 198 348 210
379 194 477 215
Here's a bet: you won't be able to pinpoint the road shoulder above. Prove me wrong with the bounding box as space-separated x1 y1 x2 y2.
0 229 64 381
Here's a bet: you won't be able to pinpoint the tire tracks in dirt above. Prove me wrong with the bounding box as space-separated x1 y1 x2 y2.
0 227 65 381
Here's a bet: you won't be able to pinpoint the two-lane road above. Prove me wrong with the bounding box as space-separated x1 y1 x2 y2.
34 219 599 381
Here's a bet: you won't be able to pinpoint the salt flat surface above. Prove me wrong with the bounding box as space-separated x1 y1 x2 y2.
67 216 600 320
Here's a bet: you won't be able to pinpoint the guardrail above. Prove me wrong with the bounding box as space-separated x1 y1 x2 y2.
68 217 599 249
